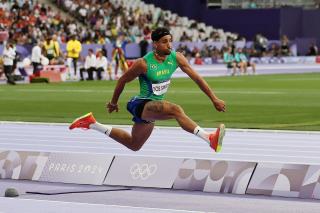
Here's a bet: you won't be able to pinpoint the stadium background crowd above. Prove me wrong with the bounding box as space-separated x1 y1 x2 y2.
1 0 320 84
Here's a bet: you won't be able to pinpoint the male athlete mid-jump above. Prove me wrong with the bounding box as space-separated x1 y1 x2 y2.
70 27 226 152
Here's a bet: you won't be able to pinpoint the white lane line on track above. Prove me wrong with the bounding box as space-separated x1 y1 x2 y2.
2 121 320 135
1 129 320 140
1 135 319 146
1 135 320 147
1 138 320 151
1 142 320 159
2 137 320 149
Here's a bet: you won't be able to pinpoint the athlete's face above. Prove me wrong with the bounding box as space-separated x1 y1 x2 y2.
154 35 172 55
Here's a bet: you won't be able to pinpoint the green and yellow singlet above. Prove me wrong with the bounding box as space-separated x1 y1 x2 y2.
137 51 178 100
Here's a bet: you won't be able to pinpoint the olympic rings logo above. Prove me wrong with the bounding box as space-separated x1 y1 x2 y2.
130 163 158 180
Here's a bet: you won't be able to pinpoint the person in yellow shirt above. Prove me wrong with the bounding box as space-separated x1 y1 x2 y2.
43 36 56 63
52 34 64 65
52 34 61 57
66 35 82 79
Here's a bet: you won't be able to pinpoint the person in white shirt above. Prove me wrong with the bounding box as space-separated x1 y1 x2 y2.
81 49 96 81
95 50 109 80
2 42 16 85
31 41 42 74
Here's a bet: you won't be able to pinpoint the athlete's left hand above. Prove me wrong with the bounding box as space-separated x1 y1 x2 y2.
107 102 119 113
213 99 226 112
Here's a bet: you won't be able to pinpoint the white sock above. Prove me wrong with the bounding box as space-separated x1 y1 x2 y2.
193 126 210 144
89 122 112 136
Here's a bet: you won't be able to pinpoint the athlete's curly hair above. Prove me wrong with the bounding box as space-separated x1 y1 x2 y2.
151 27 171 42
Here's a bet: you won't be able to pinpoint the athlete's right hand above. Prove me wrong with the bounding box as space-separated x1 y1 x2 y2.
107 102 119 113
213 99 226 112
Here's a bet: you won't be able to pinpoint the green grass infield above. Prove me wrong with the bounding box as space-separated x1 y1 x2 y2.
0 73 319 131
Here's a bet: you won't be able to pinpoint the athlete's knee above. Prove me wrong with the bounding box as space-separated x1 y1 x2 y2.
129 143 143 151
126 138 144 151
170 104 184 116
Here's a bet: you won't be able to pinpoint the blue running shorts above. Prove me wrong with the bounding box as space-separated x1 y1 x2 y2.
127 97 152 123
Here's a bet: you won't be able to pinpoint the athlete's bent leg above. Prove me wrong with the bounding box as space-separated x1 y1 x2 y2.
141 101 225 152
142 101 197 133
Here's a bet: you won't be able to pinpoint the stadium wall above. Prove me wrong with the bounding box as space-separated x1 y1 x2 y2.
1 150 319 200
142 0 320 43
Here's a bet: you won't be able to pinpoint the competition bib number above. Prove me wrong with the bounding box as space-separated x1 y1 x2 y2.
152 80 171 96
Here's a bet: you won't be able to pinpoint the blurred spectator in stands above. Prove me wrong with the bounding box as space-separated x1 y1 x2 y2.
66 34 82 79
11 42 19 73
194 53 203 65
80 48 96 81
248 0 258 9
111 33 128 79
0 56 3 80
95 49 109 80
2 42 16 84
280 35 291 56
268 43 280 57
223 46 238 76
31 40 42 75
211 46 222 63
102 47 113 80
139 37 149 57
200 44 210 58
307 43 318 56
235 48 256 75
176 44 192 61
180 31 191 42
43 35 56 64
52 34 63 63
253 33 268 56
191 47 201 58
139 26 151 57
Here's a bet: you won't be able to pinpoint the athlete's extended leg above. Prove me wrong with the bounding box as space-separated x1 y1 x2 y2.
109 122 154 151
141 101 225 152
69 112 154 151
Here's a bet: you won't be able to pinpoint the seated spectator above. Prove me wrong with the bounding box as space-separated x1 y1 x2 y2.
223 47 238 76
95 50 109 80
80 48 96 81
235 48 256 75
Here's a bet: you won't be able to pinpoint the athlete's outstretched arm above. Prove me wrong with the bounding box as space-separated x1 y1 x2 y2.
107 58 147 113
176 52 226 112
